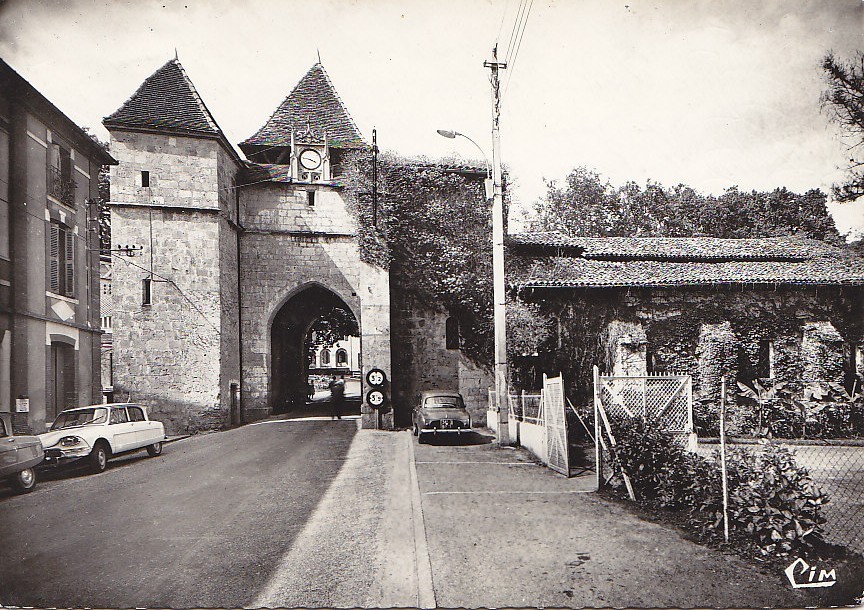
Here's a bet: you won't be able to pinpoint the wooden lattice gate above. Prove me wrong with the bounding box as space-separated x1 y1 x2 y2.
593 366 696 490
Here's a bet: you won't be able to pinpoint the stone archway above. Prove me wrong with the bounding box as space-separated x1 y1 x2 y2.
269 284 359 413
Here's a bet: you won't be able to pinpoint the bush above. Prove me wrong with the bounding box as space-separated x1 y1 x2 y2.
725 445 828 555
606 417 828 556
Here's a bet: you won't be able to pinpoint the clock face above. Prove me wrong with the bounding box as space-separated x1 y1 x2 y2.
299 148 322 170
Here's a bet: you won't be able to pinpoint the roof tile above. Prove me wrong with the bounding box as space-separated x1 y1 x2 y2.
103 60 225 138
510 233 864 287
241 63 365 150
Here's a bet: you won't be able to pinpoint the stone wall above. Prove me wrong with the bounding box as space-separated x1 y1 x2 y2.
107 127 242 434
801 321 845 384
522 285 863 407
238 181 391 429
110 206 227 433
606 320 647 376
110 131 222 210
389 296 493 427
458 354 493 426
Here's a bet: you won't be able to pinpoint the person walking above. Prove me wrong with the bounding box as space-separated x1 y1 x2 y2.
330 375 345 420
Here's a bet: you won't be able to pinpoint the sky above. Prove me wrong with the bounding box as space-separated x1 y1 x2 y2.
1 0 862 237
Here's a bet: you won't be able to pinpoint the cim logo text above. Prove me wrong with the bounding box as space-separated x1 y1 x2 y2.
785 558 837 589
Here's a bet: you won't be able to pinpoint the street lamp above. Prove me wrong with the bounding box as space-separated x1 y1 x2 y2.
437 128 509 445
436 130 493 200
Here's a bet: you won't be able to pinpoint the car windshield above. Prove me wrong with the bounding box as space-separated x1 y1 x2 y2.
425 396 464 408
50 408 108 431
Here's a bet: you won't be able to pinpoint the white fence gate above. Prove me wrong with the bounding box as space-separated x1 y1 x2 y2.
593 365 696 489
543 374 570 476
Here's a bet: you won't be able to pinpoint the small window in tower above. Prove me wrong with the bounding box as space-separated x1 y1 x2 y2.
445 316 459 350
757 339 774 379
142 277 152 306
307 190 315 206
141 171 150 187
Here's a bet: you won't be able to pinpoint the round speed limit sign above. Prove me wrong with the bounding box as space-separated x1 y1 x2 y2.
366 389 386 408
366 368 387 387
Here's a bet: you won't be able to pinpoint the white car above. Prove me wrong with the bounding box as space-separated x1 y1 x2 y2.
39 403 166 474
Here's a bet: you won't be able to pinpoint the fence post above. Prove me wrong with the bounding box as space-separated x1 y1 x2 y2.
720 376 730 544
687 376 696 451
593 365 602 492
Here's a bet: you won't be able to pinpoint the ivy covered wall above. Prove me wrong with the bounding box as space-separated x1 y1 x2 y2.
515 285 863 422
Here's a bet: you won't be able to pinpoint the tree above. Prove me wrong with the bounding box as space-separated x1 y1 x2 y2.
821 51 864 203
532 166 842 242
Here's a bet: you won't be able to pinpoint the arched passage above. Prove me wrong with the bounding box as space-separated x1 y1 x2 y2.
270 284 359 414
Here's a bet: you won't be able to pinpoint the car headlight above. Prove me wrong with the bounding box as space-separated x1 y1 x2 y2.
60 436 86 447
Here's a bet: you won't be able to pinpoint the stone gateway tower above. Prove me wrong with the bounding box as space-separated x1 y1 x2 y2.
104 60 393 432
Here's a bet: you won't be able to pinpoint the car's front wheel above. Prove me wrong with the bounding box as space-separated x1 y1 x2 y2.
10 468 36 493
89 442 109 474
146 441 162 457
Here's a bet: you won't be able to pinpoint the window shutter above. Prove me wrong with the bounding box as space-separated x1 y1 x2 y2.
49 224 60 293
64 230 75 297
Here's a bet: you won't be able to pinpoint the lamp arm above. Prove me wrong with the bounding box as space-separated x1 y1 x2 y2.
454 132 491 177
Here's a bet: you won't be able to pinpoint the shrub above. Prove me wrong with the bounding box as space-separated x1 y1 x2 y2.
606 417 829 556
725 445 828 555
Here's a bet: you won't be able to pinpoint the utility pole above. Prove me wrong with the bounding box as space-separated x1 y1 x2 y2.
484 46 509 445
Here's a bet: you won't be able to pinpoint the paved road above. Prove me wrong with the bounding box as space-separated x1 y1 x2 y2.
0 417 360 608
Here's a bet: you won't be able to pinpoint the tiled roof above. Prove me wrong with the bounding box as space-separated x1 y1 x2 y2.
241 63 365 150
103 59 224 137
509 232 832 261
241 162 294 184
511 233 864 288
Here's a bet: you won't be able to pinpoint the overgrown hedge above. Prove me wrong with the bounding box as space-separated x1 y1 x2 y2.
606 417 828 556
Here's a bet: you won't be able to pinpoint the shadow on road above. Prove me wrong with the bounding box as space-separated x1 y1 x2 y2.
417 430 495 446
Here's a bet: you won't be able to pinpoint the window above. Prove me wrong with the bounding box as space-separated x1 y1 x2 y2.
336 349 348 366
141 171 150 187
142 277 151 305
320 349 330 366
757 340 774 379
109 407 128 424
307 190 315 206
0 417 7 438
49 222 74 297
101 316 112 331
48 142 75 205
127 406 145 422
445 317 459 350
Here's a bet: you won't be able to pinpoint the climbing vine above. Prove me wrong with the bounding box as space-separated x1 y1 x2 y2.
342 150 497 364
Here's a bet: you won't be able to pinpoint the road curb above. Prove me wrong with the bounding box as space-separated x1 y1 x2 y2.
163 434 191 444
407 433 437 609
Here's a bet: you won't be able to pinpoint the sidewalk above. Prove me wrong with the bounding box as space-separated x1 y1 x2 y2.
250 427 830 608
414 432 824 608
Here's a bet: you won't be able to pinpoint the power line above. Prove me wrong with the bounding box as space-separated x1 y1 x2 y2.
494 0 513 49
504 0 527 65
502 0 534 100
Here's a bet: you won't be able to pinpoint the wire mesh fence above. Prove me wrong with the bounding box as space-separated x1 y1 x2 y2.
595 370 864 555
696 440 864 553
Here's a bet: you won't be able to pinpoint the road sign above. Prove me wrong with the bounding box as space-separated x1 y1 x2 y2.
366 368 387 387
366 389 386 408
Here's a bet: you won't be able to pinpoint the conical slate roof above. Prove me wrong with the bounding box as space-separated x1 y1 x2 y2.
240 63 365 151
103 59 225 138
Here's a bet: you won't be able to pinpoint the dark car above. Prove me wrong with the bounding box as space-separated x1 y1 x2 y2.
0 413 44 493
412 390 472 443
